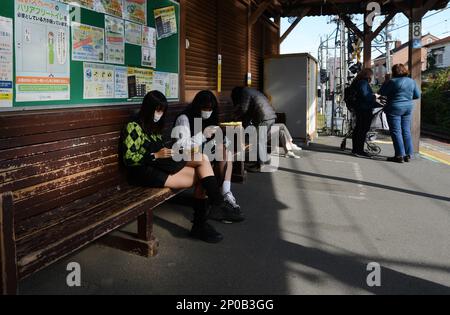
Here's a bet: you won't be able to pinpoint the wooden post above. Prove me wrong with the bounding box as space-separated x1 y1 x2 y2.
0 192 18 295
408 9 423 153
363 13 372 69
247 0 252 86
179 0 186 103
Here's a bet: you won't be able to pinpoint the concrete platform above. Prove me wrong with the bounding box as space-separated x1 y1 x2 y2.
20 136 450 295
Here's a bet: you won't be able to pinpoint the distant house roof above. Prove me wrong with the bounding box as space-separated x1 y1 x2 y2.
425 36 450 47
374 34 440 61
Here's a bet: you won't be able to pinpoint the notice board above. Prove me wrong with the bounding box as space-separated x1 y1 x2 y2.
0 0 180 108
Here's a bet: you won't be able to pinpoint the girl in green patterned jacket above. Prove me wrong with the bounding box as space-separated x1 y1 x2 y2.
122 91 244 244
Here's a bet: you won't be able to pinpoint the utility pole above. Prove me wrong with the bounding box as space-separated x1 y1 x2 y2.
385 17 394 76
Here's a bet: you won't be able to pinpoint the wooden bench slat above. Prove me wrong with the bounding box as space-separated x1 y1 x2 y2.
0 125 125 150
14 175 123 224
17 188 177 279
14 165 122 220
1 154 118 194
0 132 120 162
0 132 120 173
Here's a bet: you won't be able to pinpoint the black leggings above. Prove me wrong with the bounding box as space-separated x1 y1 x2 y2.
352 111 372 154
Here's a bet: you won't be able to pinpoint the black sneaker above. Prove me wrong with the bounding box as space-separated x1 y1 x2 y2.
404 155 411 163
387 156 404 163
190 222 223 243
209 202 246 223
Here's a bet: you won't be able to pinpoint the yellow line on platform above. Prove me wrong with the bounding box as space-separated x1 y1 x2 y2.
420 150 450 166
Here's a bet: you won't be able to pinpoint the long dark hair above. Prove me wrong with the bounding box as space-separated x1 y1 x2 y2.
179 90 219 133
138 90 168 135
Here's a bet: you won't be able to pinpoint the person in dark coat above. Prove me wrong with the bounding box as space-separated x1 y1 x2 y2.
231 87 278 172
352 68 378 157
380 64 421 163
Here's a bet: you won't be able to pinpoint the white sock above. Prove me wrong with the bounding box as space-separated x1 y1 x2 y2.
222 181 231 195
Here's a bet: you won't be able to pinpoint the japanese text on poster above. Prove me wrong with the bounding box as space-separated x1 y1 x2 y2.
72 22 105 62
0 16 13 107
128 67 153 98
83 62 114 99
142 26 156 68
123 0 147 25
114 66 128 98
60 0 94 10
94 0 123 18
15 0 70 102
153 71 178 99
125 21 142 45
153 6 177 40
105 15 124 65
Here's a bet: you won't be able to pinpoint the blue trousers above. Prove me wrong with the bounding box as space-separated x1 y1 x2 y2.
386 106 414 157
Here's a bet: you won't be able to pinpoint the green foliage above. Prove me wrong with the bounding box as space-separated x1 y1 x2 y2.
422 68 450 133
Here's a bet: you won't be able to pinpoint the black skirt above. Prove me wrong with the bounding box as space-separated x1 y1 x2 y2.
127 159 187 188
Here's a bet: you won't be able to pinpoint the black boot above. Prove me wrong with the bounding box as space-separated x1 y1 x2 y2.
190 199 223 243
201 176 245 224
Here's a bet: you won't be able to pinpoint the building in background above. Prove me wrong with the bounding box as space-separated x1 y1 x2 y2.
373 33 440 84
425 36 450 69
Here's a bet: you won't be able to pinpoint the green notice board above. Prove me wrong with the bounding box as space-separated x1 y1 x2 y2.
0 0 179 108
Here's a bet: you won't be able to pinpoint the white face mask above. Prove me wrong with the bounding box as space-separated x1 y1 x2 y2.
154 112 163 123
201 110 212 120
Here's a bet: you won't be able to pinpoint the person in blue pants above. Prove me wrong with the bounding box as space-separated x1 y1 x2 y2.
380 64 421 163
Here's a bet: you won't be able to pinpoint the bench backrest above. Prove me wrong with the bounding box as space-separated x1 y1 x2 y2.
0 101 234 234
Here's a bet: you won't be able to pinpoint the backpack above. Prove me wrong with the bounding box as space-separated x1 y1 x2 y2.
344 82 359 112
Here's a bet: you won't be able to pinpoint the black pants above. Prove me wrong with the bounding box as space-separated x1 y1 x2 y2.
352 111 372 154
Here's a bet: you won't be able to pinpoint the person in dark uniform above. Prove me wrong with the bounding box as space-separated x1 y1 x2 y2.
231 87 278 172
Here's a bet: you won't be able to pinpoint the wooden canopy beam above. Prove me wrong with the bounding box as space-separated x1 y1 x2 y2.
280 8 310 44
341 15 363 39
250 0 275 25
369 12 397 41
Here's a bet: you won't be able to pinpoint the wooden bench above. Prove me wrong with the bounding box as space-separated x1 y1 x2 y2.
0 101 242 295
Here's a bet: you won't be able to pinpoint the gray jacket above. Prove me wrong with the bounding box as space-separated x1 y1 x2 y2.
237 88 277 126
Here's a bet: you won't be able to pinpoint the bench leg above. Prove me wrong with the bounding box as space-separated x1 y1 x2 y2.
1 192 18 295
97 208 159 258
137 209 159 257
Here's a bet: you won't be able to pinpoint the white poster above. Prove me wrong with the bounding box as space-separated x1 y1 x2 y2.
142 26 156 68
115 66 128 98
0 16 13 107
123 0 147 25
142 46 156 68
153 71 178 99
125 21 142 46
15 0 70 102
142 26 156 48
153 6 177 40
83 62 115 99
72 22 105 62
105 15 125 65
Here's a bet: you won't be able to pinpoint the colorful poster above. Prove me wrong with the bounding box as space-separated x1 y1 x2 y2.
0 16 13 107
94 0 123 18
142 26 156 48
105 15 124 64
153 6 177 40
142 47 156 68
83 62 115 99
72 22 105 62
153 72 178 99
60 0 94 10
128 67 152 98
114 66 128 98
15 0 70 102
125 21 142 45
123 0 146 25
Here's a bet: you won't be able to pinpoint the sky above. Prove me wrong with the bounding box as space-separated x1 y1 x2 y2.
280 5 450 60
